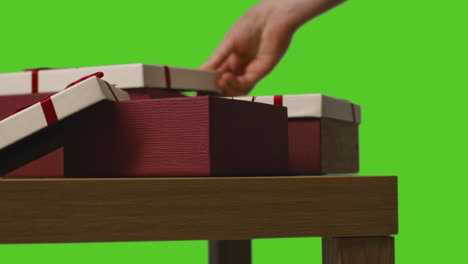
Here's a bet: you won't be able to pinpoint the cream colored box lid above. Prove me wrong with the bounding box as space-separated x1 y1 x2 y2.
0 64 221 95
228 94 361 124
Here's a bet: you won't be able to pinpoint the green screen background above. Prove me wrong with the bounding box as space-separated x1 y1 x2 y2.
1 0 466 263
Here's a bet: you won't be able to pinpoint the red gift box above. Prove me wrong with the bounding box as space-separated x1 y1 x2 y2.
0 74 130 177
229 94 361 175
64 96 288 177
0 89 184 178
288 118 359 175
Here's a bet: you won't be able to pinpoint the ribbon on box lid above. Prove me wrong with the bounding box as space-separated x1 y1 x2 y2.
44 72 115 126
65 72 104 89
41 72 120 126
5 72 117 126
0 64 223 95
25 65 173 89
23 67 53 94
251 95 283 106
0 72 129 151
232 94 360 124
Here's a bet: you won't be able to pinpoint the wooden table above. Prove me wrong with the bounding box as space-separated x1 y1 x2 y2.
0 175 398 264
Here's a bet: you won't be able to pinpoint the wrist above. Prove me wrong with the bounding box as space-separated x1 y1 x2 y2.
254 0 303 33
261 0 346 30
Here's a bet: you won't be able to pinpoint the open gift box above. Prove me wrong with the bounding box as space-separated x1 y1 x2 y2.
1 75 288 177
0 64 223 177
64 96 288 177
0 73 130 177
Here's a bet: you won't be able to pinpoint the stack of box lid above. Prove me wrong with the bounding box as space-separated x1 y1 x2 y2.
0 64 360 178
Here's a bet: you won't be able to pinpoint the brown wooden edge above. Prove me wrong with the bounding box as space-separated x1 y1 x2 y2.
0 176 398 244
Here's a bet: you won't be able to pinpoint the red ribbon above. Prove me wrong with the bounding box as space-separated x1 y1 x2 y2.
66 72 104 88
31 70 39 94
273 95 283 106
40 98 59 126
24 68 53 94
164 66 171 89
229 95 283 106
104 82 119 101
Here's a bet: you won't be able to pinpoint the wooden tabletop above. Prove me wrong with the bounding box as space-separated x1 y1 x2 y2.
0 176 397 244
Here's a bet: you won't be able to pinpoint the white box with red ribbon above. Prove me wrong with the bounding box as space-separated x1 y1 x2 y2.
228 94 361 123
0 64 221 96
0 72 129 151
227 94 361 175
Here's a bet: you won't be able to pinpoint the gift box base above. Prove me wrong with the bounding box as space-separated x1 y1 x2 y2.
0 93 55 120
1 88 184 178
288 118 359 175
64 97 288 177
0 124 63 177
3 148 63 178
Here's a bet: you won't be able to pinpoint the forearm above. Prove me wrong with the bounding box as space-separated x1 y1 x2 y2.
261 0 347 31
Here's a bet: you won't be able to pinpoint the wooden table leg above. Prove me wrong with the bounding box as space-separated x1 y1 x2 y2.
322 236 395 264
209 240 252 264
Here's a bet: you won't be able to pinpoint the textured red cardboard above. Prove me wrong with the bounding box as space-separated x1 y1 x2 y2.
288 118 359 175
0 89 184 178
0 93 63 177
64 97 288 177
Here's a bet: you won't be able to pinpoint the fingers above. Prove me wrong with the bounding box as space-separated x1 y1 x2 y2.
215 53 255 96
218 72 248 97
219 24 293 95
218 72 235 95
218 56 275 96
219 53 251 75
241 56 276 84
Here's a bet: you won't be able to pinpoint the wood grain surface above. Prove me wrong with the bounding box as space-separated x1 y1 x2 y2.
0 176 397 244
322 236 395 264
209 240 251 264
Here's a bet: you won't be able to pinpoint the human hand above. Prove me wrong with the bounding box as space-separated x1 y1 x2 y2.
201 0 346 96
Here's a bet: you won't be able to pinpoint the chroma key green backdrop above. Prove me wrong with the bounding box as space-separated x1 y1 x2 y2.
1 0 466 263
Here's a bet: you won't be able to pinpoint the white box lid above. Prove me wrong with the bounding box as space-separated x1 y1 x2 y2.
228 94 361 124
0 64 221 95
0 74 130 150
